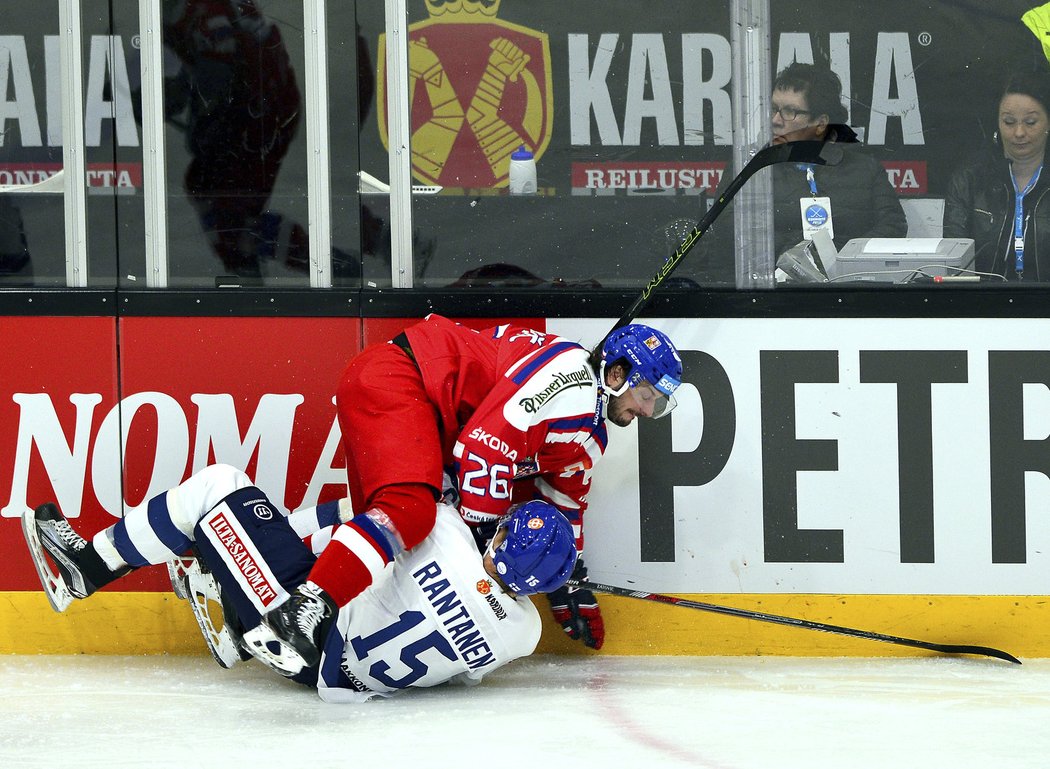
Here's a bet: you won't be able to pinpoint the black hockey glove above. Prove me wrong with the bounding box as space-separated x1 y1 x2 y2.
546 558 604 650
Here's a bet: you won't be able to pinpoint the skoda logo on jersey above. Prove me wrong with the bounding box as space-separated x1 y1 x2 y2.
805 204 829 227
253 504 273 521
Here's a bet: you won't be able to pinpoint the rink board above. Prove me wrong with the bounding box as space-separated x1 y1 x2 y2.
5 315 1050 658
1 591 1044 659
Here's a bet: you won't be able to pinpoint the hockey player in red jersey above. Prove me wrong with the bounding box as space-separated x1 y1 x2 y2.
250 314 683 670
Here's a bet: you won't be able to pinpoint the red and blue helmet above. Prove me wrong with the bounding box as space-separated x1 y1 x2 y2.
488 501 577 596
600 324 682 418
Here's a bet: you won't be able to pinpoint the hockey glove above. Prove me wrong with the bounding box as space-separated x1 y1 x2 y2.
546 558 605 650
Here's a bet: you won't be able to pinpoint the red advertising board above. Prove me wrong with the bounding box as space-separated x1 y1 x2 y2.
0 317 117 590
1 316 362 591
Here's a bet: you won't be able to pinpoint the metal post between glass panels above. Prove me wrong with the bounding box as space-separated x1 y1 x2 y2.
305 0 333 289
384 0 413 289
59 0 88 287
139 0 169 288
730 0 774 289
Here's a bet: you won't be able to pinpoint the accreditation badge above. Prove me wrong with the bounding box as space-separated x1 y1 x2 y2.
799 196 834 240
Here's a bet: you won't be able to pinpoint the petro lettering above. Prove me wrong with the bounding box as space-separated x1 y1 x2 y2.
637 350 736 561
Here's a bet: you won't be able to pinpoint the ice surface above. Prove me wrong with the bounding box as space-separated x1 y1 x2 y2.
1 654 1047 769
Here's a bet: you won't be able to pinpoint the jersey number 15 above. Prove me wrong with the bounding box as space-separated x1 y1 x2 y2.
349 610 457 689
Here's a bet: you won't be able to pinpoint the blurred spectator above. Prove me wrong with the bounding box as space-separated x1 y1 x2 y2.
157 0 305 278
944 71 1050 280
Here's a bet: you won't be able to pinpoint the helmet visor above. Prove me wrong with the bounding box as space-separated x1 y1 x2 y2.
628 371 678 419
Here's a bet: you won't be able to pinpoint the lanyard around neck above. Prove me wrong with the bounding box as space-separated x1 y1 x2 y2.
1011 163 1042 277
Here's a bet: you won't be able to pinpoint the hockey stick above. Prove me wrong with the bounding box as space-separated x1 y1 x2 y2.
609 133 850 333
568 578 1022 665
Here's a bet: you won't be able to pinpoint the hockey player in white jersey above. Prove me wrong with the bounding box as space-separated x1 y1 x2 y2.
21 463 577 702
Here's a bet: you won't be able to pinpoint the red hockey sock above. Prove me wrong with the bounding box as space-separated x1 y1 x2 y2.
306 483 439 607
307 518 391 606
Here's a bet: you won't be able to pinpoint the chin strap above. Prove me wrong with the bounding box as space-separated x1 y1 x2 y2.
598 359 632 398
598 359 634 421
595 362 611 420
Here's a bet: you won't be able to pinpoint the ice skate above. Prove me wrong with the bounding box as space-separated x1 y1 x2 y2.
168 555 251 668
243 582 336 676
21 502 123 612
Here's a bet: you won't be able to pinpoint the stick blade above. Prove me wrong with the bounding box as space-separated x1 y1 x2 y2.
928 643 1022 665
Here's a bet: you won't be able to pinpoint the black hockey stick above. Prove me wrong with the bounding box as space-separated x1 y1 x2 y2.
609 132 851 333
568 578 1022 665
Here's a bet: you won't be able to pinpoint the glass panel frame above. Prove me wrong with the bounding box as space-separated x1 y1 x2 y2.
0 0 86 288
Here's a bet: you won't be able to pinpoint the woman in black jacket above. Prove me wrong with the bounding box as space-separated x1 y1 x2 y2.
945 72 1050 281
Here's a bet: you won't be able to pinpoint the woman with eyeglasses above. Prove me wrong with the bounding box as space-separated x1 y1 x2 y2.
945 71 1050 281
767 62 907 257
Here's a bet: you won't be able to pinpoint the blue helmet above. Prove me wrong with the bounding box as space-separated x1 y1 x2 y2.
600 324 682 418
488 501 577 595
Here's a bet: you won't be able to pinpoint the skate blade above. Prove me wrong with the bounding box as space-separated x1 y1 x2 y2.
242 624 307 678
166 557 193 600
182 558 246 669
20 508 74 612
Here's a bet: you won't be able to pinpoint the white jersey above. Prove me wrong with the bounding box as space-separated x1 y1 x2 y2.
316 503 541 702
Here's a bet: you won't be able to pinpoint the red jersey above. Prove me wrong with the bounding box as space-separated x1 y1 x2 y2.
405 315 608 545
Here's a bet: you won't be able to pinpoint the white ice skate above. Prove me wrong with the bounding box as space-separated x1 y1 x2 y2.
168 555 250 669
242 622 308 678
